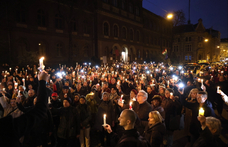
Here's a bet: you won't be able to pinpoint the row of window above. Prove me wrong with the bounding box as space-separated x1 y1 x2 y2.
176 36 206 42
173 45 192 52
103 0 140 16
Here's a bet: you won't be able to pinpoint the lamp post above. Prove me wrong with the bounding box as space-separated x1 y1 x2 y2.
166 13 174 62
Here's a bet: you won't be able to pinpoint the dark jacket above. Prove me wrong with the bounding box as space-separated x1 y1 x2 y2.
180 95 215 138
144 122 166 147
52 106 80 139
111 129 150 147
133 101 152 135
0 80 48 147
94 99 114 131
76 104 91 129
193 126 215 147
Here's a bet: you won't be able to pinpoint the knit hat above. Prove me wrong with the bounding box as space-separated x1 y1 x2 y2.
64 97 72 104
152 95 162 104
51 92 58 97
131 89 138 95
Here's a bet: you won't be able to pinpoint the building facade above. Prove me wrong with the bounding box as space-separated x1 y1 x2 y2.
0 0 172 66
220 38 228 61
172 19 220 63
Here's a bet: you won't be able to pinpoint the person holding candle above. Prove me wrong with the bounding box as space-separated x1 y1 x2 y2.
94 92 114 147
151 95 165 120
103 109 150 147
180 91 215 146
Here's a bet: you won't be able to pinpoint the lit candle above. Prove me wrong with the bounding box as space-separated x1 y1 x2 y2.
199 107 204 116
9 67 11 71
129 102 132 110
217 86 220 93
48 96 51 104
39 57 45 71
170 92 173 97
3 88 5 91
15 82 18 90
198 78 201 83
103 114 106 126
167 81 169 87
50 79 53 83
201 79 203 84
22 78 25 87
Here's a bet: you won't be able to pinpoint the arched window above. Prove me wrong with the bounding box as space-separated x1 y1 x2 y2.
56 43 63 57
83 20 89 34
122 27 127 39
71 18 77 32
136 31 140 42
135 7 139 16
16 6 26 23
104 22 109 36
129 29 133 40
37 9 45 26
55 14 63 29
122 0 126 10
113 0 118 7
113 24 118 37
129 3 133 13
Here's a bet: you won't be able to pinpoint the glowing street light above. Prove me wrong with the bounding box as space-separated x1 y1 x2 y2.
204 39 208 42
167 13 173 19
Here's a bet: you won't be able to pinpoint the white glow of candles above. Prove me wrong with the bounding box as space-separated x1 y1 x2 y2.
199 107 204 116
15 83 18 90
48 96 51 104
39 57 45 71
217 86 220 93
103 114 106 126
170 92 173 96
198 78 201 83
129 102 133 110
3 88 5 91
9 68 11 71
201 79 203 84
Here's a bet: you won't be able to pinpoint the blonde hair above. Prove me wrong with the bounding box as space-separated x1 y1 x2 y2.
149 111 163 123
188 88 199 99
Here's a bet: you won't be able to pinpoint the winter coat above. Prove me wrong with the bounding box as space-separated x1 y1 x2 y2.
180 95 215 138
0 80 48 147
76 104 91 129
52 106 80 139
144 122 166 147
94 100 114 131
151 105 165 120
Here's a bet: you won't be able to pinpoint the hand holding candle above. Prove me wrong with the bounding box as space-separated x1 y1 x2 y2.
39 57 45 71
129 102 132 110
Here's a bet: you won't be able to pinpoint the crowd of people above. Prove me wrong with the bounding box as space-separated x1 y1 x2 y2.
0 61 227 147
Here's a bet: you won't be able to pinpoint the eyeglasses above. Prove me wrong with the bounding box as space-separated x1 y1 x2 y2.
137 95 144 97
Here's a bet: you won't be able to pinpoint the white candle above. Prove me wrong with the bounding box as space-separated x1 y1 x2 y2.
39 57 45 71
15 83 18 90
199 107 204 116
48 96 51 104
170 92 173 97
22 78 25 87
103 114 106 125
217 86 220 93
129 102 133 110
3 88 5 91
201 79 203 84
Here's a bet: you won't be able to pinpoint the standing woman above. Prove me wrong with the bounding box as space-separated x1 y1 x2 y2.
76 96 91 147
144 111 166 147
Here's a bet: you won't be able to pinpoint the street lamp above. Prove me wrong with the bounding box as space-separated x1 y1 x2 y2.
204 39 209 42
167 13 173 19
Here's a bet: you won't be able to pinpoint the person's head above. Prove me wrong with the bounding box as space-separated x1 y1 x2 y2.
187 80 193 86
159 86 166 94
118 109 136 129
206 117 221 136
65 81 70 86
219 76 225 82
102 82 108 89
76 83 81 89
28 89 35 98
147 86 152 94
10 98 16 108
79 96 86 104
111 78 116 84
7 84 13 90
137 90 148 104
152 95 162 107
18 85 24 92
62 86 69 94
63 98 71 107
165 88 174 98
74 93 80 102
148 111 163 125
102 92 110 101
205 80 212 87
83 82 88 86
188 88 199 99
28 84 33 90
51 92 58 101
130 89 138 99
111 87 117 94
33 97 37 105
197 91 208 104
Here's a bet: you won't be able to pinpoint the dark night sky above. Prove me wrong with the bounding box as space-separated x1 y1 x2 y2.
142 0 228 39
